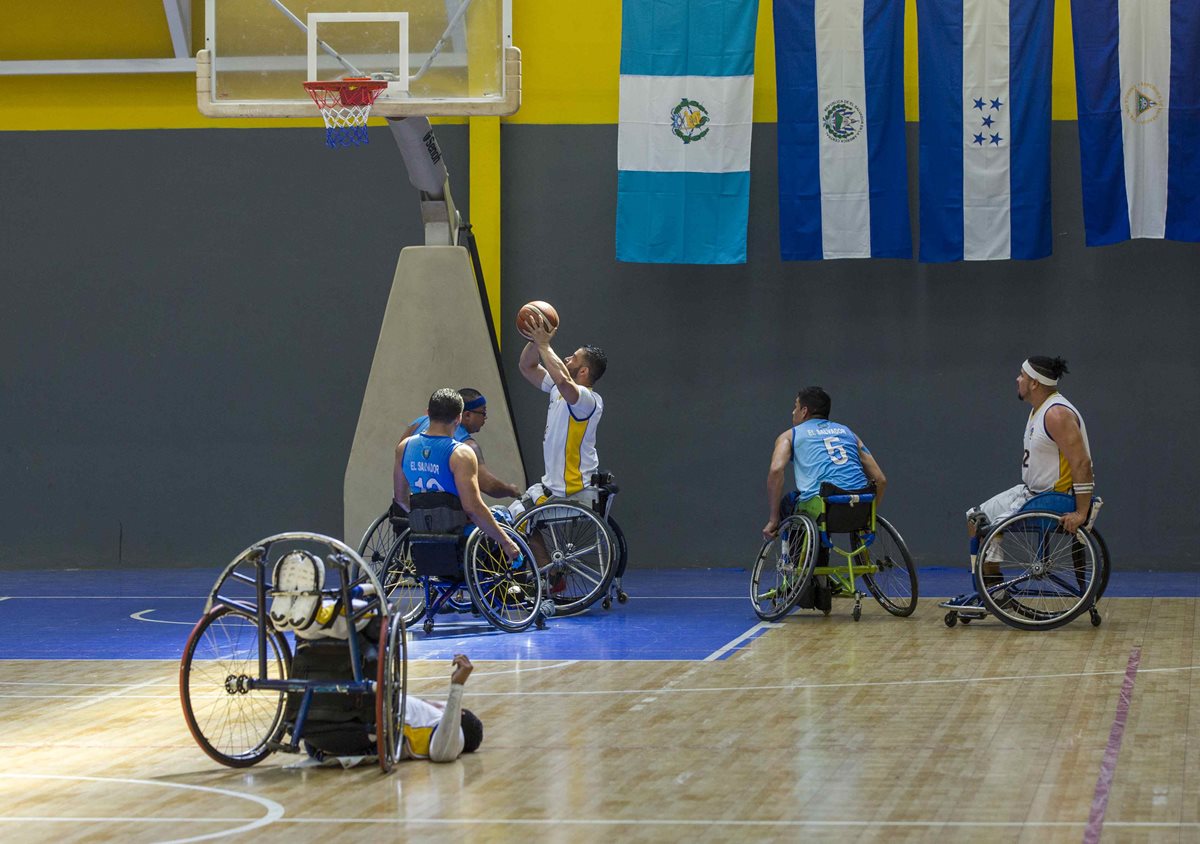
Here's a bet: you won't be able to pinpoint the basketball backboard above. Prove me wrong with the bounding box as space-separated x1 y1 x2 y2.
198 0 519 118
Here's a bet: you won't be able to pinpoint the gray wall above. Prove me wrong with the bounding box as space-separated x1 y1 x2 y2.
2 123 1197 570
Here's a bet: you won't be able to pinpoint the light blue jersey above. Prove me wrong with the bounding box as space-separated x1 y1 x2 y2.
402 434 463 497
791 418 870 499
411 415 471 443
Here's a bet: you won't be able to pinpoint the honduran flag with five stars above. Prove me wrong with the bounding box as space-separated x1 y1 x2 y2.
918 0 1053 262
1071 0 1200 245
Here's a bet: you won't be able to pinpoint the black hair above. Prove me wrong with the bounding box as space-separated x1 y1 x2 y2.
797 386 831 419
580 345 608 383
461 708 483 753
1027 356 1070 381
457 387 483 404
428 387 465 423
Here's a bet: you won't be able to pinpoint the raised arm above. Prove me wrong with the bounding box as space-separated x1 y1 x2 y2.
450 447 521 559
521 316 581 405
1045 405 1094 533
858 439 887 504
518 339 550 388
427 655 472 762
763 431 793 540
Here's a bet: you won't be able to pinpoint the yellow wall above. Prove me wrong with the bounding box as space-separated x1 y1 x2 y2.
1 0 1079 131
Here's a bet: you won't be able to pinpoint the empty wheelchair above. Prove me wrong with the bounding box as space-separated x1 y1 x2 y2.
511 471 627 616
750 483 918 622
941 493 1110 631
377 492 545 635
179 532 408 771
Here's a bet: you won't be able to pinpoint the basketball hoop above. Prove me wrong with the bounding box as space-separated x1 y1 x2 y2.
303 79 389 149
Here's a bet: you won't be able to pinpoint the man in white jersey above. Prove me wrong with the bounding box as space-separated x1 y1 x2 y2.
514 314 606 510
967 356 1095 555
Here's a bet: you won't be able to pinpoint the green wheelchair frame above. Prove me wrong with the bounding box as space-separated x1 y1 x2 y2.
750 485 919 622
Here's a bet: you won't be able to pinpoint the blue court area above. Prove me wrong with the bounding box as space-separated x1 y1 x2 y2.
2 567 1198 662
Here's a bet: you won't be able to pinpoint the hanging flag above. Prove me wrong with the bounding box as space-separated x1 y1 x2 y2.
918 0 1053 262
616 0 759 264
1071 0 1200 245
775 0 911 260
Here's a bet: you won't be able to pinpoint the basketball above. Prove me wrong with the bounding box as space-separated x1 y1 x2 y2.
516 300 560 339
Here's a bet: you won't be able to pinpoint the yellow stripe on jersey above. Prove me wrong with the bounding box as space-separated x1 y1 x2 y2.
1054 450 1073 493
403 723 434 758
563 415 588 495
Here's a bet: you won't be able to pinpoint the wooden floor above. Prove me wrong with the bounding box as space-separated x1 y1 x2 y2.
2 597 1198 843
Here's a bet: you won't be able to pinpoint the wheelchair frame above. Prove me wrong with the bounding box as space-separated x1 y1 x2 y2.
750 491 918 622
179 532 408 772
941 497 1110 631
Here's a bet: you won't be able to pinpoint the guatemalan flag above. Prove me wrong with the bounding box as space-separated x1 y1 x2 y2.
776 0 912 260
1071 0 1200 245
616 0 759 264
918 0 1053 262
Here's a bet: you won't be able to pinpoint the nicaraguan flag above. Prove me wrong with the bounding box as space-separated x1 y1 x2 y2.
918 0 1053 262
616 0 759 264
1071 0 1200 245
775 0 911 260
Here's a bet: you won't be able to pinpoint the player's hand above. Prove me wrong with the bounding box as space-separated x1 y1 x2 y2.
525 313 557 345
501 537 522 562
1060 511 1086 534
450 654 473 685
502 483 522 499
762 519 780 541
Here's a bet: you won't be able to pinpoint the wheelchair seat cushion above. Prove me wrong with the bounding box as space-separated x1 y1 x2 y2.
1020 491 1076 515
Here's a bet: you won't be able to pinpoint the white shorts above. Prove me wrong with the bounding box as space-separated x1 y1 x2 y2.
508 483 598 519
968 484 1033 526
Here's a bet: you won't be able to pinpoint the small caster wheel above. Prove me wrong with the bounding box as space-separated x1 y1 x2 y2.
944 611 958 628
617 591 629 604
422 619 434 635
535 616 547 630
1090 608 1102 627
602 597 612 610
852 605 862 622
960 616 972 625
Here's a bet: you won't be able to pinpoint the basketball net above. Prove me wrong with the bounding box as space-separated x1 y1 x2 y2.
303 79 389 149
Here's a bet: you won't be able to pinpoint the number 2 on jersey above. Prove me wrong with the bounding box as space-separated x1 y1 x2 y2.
413 477 445 493
823 436 849 465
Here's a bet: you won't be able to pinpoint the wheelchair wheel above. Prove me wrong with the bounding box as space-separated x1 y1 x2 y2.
860 515 919 617
1091 528 1111 601
358 510 398 577
463 526 543 632
514 500 614 616
180 605 291 768
379 529 427 627
602 515 629 609
975 511 1103 631
749 515 818 621
375 613 408 772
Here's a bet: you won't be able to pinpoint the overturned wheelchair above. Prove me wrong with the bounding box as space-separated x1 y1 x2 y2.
369 493 546 636
941 493 1110 631
750 483 919 622
179 533 408 771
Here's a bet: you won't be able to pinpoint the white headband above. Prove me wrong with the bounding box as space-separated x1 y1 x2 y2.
1022 360 1057 386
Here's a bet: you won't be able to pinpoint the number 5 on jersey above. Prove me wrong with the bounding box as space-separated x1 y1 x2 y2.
824 436 849 465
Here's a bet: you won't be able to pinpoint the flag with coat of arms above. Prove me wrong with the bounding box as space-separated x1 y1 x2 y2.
775 0 912 260
918 0 1054 262
616 0 759 264
1071 0 1200 245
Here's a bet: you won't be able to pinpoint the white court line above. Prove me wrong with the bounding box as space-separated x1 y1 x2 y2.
0 597 11 602
0 774 284 844
703 621 782 661
59 677 164 713
130 609 194 625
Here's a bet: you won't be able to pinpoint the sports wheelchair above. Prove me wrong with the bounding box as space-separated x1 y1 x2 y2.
374 492 546 635
511 471 629 616
179 533 408 771
750 483 919 622
941 493 1110 631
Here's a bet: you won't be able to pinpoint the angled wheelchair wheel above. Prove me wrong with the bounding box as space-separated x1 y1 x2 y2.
180 605 291 768
514 500 614 616
749 515 818 621
379 529 427 627
358 510 399 578
603 515 629 609
463 527 543 632
375 613 408 772
860 515 919 617
1091 528 1111 601
975 511 1102 631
